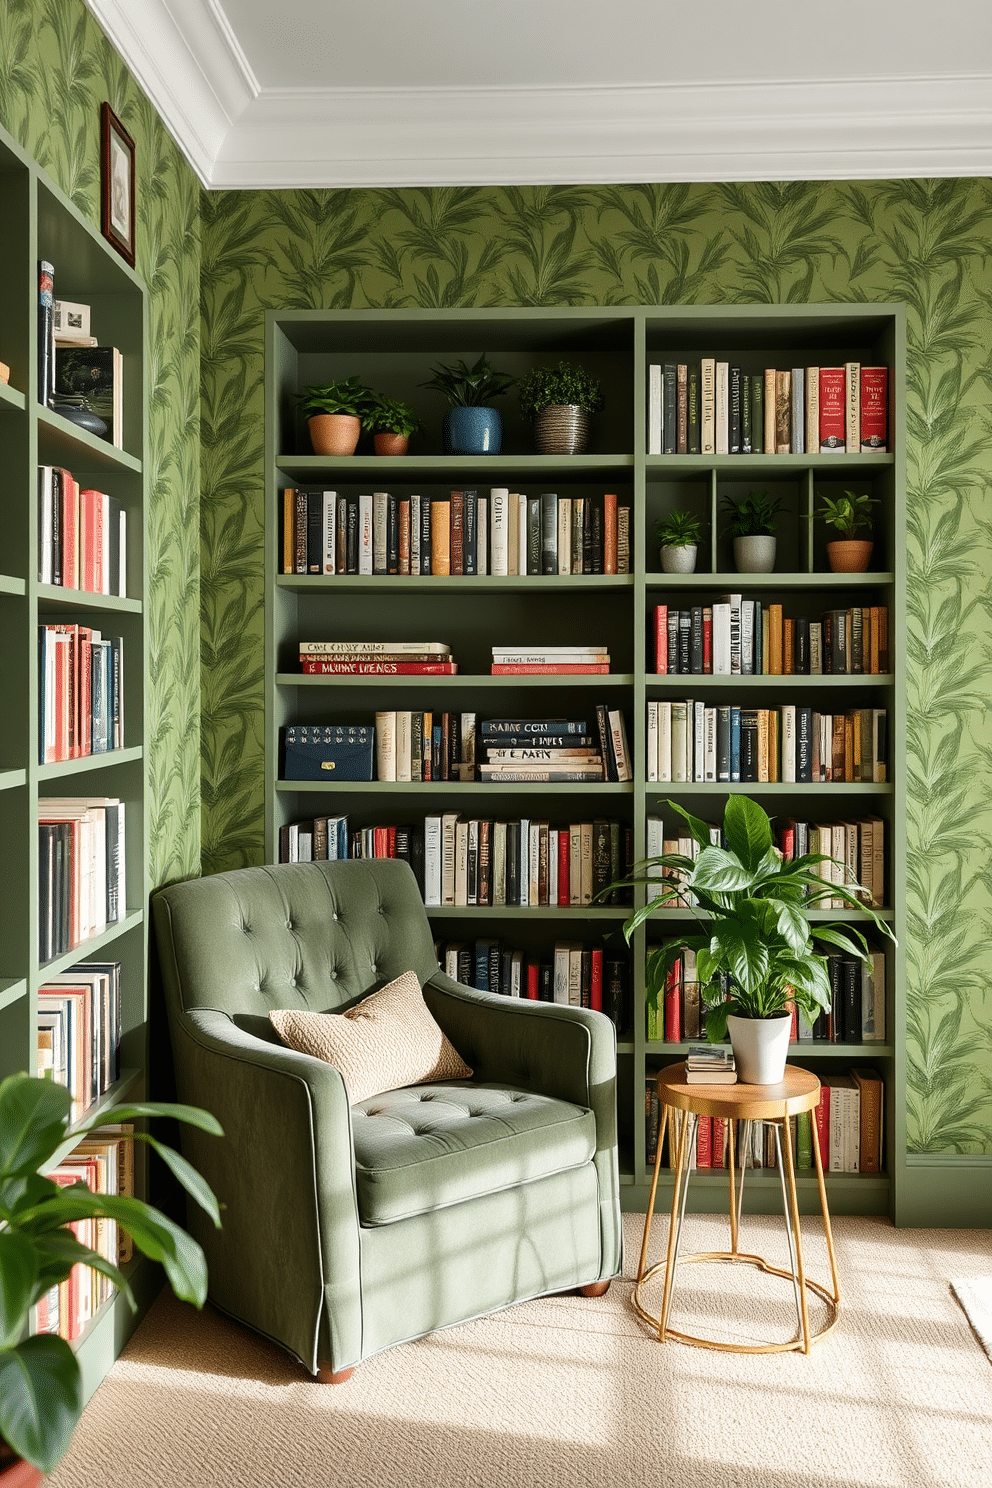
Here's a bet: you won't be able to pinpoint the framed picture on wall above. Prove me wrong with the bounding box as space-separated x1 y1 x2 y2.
100 103 136 267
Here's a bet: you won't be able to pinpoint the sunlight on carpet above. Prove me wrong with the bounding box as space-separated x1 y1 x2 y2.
950 1277 992 1362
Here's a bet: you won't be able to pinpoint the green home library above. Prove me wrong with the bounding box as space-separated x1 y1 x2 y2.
0 4 989 1484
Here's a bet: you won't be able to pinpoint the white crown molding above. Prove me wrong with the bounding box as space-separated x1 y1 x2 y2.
211 75 992 188
86 0 258 185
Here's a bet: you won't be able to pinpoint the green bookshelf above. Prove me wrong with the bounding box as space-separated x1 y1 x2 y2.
264 304 905 1220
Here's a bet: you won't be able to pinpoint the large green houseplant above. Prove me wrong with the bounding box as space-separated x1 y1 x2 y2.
619 795 895 1082
0 1074 222 1478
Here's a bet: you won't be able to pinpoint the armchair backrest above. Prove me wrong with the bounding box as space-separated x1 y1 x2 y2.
153 859 439 1033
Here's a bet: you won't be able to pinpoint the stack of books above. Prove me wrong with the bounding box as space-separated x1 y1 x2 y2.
299 640 456 675
490 645 610 676
684 1045 737 1084
478 711 632 783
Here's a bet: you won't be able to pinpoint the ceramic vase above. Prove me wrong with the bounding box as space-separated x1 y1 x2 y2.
826 539 873 573
659 544 698 574
533 404 589 455
443 406 502 455
308 413 361 456
727 1013 791 1085
733 534 776 573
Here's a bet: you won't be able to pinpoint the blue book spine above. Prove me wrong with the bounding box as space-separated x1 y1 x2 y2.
473 941 489 992
730 706 741 782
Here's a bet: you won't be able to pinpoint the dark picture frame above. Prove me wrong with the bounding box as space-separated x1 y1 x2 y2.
100 103 136 267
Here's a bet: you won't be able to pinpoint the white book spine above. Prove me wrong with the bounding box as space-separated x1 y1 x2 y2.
374 711 396 781
557 498 571 575
322 490 336 575
715 362 729 454
360 493 375 576
608 709 628 782
648 364 662 454
647 701 659 782
476 496 488 575
518 819 530 907
703 707 717 782
548 828 558 905
740 600 754 674
781 704 796 783
553 944 570 1005
490 488 509 576
693 700 705 783
528 822 541 906
395 711 412 782
517 493 527 576
646 815 663 901
441 814 458 906
510 951 522 997
492 820 506 905
658 700 672 782
700 358 716 454
711 603 731 675
371 491 388 574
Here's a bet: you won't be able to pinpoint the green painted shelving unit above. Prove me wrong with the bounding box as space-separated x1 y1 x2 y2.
264 304 906 1221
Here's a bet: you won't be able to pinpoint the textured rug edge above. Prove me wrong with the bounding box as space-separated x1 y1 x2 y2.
950 1277 992 1362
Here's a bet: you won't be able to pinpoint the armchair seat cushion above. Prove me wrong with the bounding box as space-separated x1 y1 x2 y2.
351 1081 596 1227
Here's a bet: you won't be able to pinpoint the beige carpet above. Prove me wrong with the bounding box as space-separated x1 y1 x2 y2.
51 1212 992 1488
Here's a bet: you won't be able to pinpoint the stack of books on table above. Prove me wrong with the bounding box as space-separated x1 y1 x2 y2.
684 1045 737 1084
490 645 610 676
299 641 457 675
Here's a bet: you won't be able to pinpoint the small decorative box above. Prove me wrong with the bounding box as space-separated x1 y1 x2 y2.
282 724 374 782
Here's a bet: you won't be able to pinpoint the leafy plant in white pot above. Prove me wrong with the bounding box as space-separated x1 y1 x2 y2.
655 509 704 574
720 490 783 573
616 795 895 1084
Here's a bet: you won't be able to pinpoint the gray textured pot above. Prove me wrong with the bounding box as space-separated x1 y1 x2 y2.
733 534 776 573
659 543 698 574
727 1013 791 1084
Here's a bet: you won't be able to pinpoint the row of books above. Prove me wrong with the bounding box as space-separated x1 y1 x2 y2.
647 362 887 456
653 602 890 677
647 946 886 1045
490 645 611 676
438 937 630 1030
279 814 634 909
299 640 457 675
646 1066 883 1174
38 798 127 962
38 622 124 764
645 702 887 784
38 465 128 595
280 487 632 578
372 710 634 783
33 1123 135 1342
37 958 122 1120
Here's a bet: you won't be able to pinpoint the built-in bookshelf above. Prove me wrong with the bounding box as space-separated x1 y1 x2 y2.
264 305 905 1220
0 120 151 1402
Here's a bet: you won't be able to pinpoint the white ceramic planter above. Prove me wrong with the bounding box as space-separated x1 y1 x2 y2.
733 534 776 573
659 543 697 574
727 1013 791 1084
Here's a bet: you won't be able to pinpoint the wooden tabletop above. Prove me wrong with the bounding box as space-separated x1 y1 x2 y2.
656 1062 821 1120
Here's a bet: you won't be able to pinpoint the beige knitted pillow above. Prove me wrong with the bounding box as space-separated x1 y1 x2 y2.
269 970 472 1104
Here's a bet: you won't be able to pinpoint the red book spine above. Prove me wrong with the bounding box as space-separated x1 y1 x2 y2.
663 958 682 1042
53 635 70 762
818 368 846 452
526 963 539 1001
696 1115 712 1167
603 493 618 574
557 829 570 905
300 660 458 675
490 664 609 675
79 633 92 756
78 489 94 591
779 824 795 861
590 947 603 1012
654 605 667 674
711 1116 727 1168
813 1086 830 1170
387 826 396 856
860 367 888 452
61 471 78 589
702 609 712 673
373 826 388 857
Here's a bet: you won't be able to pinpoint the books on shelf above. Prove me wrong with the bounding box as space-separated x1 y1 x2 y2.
280 487 631 578
436 937 629 1029
776 816 886 909
54 345 123 447
490 645 610 676
645 700 886 784
278 811 634 912
38 466 127 595
648 362 888 456
299 640 457 675
38 624 124 764
37 798 126 961
653 603 888 677
37 958 122 1119
38 260 56 408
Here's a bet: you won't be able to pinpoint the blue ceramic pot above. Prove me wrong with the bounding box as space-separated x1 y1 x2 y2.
443 406 502 455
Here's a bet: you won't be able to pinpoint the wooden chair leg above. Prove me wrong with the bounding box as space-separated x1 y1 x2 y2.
315 1364 355 1384
577 1280 610 1298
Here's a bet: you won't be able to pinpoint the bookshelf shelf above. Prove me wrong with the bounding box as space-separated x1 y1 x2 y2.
0 115 150 1399
427 904 630 921
265 304 905 1220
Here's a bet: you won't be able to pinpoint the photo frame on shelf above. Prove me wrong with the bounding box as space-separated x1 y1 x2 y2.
100 102 135 267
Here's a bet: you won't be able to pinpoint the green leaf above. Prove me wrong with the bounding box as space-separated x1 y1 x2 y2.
704 1002 731 1044
140 1136 222 1227
691 846 754 893
0 1075 71 1179
0 1232 38 1348
31 1232 135 1311
79 1102 223 1138
0 1335 81 1473
666 799 715 850
722 794 773 873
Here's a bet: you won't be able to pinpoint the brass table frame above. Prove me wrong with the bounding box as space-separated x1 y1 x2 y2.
633 1063 841 1354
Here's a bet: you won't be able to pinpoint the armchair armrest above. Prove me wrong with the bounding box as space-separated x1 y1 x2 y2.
169 1008 362 1373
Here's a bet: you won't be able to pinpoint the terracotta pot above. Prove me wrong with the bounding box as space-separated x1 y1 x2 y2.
307 413 361 456
0 361 10 385
826 539 873 573
0 1450 44 1487
373 431 409 456
727 1013 791 1085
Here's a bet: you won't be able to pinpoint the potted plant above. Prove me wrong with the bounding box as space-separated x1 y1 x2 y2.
816 490 879 573
297 376 376 457
365 392 422 456
517 360 605 455
720 490 783 573
419 353 516 455
0 1073 221 1482
655 509 704 574
616 795 895 1084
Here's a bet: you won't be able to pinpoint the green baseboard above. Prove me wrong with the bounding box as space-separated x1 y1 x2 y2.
895 1156 992 1228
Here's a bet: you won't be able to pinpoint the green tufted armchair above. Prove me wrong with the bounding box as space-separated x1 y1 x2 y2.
151 858 621 1380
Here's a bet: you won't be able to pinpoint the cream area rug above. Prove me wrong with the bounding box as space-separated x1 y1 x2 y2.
50 1212 992 1488
951 1277 992 1362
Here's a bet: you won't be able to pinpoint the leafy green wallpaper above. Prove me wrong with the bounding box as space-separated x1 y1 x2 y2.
0 0 202 889
200 181 991 1155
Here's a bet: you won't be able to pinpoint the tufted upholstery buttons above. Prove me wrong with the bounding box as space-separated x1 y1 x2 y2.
289 977 297 987
330 970 338 980
371 963 377 973
332 912 339 921
285 920 293 930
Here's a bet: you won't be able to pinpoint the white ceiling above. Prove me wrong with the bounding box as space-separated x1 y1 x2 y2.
88 0 992 188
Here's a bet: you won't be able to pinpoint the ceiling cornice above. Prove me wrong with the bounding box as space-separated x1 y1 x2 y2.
86 1 992 188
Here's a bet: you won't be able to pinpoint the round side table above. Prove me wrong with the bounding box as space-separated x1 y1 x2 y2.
633 1062 841 1354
